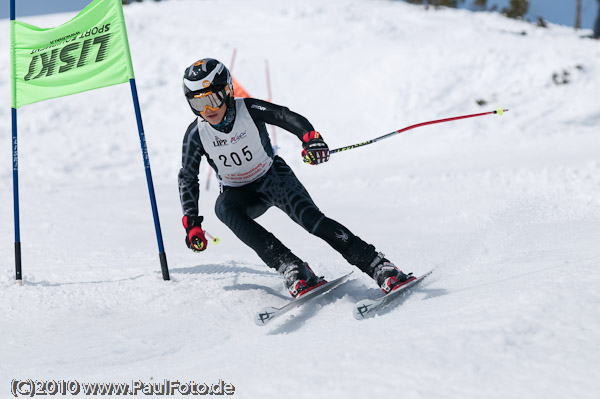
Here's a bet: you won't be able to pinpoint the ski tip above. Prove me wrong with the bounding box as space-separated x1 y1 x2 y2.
339 270 354 281
254 306 279 326
495 107 509 115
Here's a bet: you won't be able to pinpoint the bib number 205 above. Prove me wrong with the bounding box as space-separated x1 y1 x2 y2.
219 146 253 167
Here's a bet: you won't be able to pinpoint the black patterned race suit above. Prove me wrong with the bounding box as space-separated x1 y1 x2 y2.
178 98 380 274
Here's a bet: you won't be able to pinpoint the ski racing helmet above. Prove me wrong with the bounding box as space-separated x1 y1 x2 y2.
183 58 234 117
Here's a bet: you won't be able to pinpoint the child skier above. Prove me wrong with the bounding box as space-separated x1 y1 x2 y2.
178 58 415 298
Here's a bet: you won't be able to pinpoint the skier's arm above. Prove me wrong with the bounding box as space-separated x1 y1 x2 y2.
178 121 203 216
244 98 315 140
179 122 210 251
245 98 329 165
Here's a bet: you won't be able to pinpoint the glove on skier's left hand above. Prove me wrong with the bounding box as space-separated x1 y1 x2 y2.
182 215 208 252
301 131 330 165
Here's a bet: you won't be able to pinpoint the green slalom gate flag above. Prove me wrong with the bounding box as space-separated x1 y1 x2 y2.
10 0 134 108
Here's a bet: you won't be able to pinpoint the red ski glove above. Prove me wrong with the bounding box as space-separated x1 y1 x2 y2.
301 131 330 165
182 215 208 252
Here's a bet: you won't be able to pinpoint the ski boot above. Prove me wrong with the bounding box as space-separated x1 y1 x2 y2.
370 253 416 294
279 262 327 299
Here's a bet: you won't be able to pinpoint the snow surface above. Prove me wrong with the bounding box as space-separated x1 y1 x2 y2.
1 0 600 398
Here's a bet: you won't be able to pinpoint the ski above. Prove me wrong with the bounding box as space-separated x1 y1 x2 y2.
353 270 432 320
255 272 353 326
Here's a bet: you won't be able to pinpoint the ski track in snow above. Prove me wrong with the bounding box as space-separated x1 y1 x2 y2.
1 0 600 398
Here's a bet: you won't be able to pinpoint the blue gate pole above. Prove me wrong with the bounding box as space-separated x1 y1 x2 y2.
11 0 22 284
129 79 170 281
12 110 22 282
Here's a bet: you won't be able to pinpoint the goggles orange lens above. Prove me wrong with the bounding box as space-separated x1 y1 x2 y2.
188 90 225 113
187 85 230 114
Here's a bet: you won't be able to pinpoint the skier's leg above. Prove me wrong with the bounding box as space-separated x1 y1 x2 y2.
259 157 381 274
214 186 303 271
216 183 325 297
262 160 414 291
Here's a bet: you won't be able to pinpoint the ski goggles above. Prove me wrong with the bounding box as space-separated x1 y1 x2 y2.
187 85 230 114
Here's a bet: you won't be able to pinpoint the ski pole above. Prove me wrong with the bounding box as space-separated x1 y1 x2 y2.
330 107 508 155
203 230 220 244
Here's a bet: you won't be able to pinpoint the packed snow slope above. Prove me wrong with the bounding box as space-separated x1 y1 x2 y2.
2 0 599 398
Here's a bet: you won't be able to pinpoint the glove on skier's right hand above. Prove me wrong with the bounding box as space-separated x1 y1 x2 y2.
301 131 330 165
182 215 208 252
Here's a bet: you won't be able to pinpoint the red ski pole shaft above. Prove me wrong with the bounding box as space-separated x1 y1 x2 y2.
330 108 508 155
203 230 220 244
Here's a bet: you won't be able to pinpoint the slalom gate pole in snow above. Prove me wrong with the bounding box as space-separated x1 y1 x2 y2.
330 108 508 155
10 0 171 283
129 79 171 281
10 0 22 284
11 109 21 284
